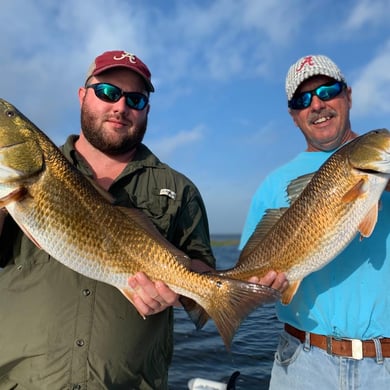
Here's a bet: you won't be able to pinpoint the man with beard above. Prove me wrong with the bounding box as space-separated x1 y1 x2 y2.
0 50 215 390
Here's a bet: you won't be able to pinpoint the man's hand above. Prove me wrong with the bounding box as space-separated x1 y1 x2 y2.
127 259 215 317
127 266 287 317
249 270 289 293
128 272 180 317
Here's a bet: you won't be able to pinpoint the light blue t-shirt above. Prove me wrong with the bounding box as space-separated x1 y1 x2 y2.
240 151 390 339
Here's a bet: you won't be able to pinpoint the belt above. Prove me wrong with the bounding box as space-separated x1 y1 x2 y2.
285 324 390 359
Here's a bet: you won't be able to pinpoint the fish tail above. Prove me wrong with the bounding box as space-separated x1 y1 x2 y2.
193 277 280 350
215 279 279 349
180 296 210 330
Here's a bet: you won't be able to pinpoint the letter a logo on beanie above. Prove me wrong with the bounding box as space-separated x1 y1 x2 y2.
296 56 315 72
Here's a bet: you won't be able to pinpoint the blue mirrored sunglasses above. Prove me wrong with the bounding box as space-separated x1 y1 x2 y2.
86 83 149 111
288 81 346 110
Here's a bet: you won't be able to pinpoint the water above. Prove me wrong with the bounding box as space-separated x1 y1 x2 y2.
168 235 283 389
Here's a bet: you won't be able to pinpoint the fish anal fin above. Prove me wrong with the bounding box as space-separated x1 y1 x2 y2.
341 179 366 203
358 203 379 239
0 187 27 207
281 280 301 305
119 287 146 320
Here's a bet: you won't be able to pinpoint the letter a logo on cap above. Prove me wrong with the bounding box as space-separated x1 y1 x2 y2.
296 56 315 72
113 51 137 64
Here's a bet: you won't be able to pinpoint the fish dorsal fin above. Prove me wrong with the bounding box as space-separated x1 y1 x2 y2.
240 172 315 260
84 177 116 203
281 280 302 305
287 172 315 204
341 179 366 203
358 203 379 239
117 206 191 267
240 208 288 260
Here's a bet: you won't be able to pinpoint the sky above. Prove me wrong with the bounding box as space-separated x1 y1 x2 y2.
1 0 390 234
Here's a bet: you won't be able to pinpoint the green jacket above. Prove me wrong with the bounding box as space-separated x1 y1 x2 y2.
0 136 215 390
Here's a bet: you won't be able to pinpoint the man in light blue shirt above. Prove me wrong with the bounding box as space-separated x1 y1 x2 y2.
240 54 390 389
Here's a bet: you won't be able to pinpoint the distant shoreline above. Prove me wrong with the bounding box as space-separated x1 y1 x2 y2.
210 234 240 247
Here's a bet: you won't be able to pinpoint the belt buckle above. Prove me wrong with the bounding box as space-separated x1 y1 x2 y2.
327 337 363 359
326 336 333 355
351 339 363 360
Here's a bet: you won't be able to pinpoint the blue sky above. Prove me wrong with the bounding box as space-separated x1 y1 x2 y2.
1 0 390 234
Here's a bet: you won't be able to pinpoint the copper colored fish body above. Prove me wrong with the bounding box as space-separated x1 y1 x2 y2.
0 98 279 349
221 129 390 304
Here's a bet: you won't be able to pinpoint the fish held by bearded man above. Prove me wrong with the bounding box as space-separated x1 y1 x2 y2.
0 98 280 349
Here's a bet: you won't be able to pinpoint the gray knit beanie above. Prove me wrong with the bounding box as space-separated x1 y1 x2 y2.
285 54 346 101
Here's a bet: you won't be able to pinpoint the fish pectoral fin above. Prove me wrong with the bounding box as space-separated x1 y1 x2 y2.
0 187 27 207
281 280 301 305
341 179 366 203
358 203 379 239
119 287 146 320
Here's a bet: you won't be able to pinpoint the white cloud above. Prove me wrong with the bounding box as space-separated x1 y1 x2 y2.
345 0 390 30
148 125 204 159
0 0 306 117
352 40 390 116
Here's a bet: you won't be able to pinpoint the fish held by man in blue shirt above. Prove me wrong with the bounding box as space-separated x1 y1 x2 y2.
0 98 280 350
221 129 390 304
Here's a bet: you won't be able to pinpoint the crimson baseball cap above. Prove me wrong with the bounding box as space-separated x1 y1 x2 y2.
85 50 155 92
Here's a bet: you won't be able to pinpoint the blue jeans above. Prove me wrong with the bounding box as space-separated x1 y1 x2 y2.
269 330 390 389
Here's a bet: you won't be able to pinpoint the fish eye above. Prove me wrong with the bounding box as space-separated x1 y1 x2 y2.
6 110 15 118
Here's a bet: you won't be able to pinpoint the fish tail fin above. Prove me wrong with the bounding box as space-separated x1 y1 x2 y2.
180 296 210 330
203 276 280 350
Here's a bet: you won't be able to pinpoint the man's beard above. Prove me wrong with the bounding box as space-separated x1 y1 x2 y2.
80 105 147 156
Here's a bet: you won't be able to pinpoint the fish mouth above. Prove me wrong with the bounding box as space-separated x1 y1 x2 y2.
355 166 383 174
353 160 390 176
